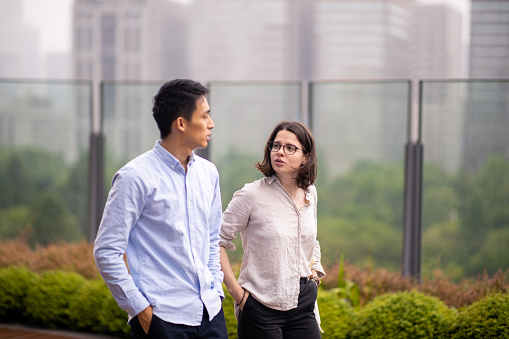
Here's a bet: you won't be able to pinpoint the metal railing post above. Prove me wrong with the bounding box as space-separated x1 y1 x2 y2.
88 80 104 242
402 80 424 281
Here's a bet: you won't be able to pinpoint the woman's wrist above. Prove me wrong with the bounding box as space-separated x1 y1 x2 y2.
235 288 247 306
309 275 321 287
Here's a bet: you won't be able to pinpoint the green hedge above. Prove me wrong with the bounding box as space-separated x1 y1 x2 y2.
24 270 87 329
0 266 39 321
350 290 457 338
452 293 509 339
68 278 130 337
221 287 238 338
318 289 355 339
1 266 508 338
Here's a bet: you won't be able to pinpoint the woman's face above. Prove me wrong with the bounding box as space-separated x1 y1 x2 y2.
270 130 307 179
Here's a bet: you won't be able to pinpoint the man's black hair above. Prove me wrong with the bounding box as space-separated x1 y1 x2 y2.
152 79 209 139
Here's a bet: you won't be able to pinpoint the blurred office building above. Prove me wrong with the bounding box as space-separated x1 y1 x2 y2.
415 3 466 174
462 0 509 171
73 0 187 81
73 0 188 160
189 0 297 82
311 0 412 80
69 0 473 171
469 0 509 79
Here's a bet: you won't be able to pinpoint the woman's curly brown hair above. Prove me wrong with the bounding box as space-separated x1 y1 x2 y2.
255 121 317 189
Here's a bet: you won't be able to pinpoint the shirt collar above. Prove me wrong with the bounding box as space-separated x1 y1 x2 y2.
267 175 278 185
267 174 312 200
153 140 195 172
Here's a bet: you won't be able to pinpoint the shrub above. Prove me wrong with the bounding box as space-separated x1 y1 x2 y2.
452 293 509 339
420 268 509 308
0 266 39 321
322 261 509 309
69 279 128 333
0 238 99 279
24 270 87 328
318 290 354 339
222 286 238 339
95 289 130 338
350 290 456 339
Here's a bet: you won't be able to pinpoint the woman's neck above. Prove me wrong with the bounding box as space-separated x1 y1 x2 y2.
276 173 299 197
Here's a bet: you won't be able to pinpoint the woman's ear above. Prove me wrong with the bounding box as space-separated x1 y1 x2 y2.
301 154 309 166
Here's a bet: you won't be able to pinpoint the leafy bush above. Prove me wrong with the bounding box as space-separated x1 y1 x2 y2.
350 290 456 339
0 238 99 279
420 268 509 308
95 287 131 338
24 270 87 328
452 293 509 338
222 286 238 339
322 260 509 309
67 277 130 337
0 266 39 321
318 290 354 339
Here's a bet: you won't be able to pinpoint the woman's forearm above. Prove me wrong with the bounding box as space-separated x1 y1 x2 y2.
220 246 245 303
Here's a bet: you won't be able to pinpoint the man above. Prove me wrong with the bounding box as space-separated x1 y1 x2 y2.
94 79 228 338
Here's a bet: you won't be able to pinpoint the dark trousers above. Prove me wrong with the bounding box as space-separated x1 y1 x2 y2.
237 279 321 339
130 305 228 339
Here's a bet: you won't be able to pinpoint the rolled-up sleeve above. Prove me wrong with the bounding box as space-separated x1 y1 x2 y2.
220 184 253 251
311 240 326 279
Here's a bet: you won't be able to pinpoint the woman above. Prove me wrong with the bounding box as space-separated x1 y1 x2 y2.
219 121 325 339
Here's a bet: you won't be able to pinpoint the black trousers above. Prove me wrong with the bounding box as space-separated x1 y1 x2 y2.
237 278 321 339
130 305 228 339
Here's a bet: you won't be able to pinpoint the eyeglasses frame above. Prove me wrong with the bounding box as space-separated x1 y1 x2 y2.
267 141 301 155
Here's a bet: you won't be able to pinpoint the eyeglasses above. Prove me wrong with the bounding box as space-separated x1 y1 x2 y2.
268 141 300 155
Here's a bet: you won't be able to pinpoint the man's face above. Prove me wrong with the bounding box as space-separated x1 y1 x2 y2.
184 96 214 150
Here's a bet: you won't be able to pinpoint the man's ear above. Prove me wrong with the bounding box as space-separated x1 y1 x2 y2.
174 117 186 133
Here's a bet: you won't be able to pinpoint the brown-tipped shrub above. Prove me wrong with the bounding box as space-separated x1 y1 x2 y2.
0 237 98 279
321 261 415 306
322 261 509 308
420 269 509 309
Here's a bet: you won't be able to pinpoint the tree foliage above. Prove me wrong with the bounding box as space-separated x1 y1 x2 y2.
1 147 508 277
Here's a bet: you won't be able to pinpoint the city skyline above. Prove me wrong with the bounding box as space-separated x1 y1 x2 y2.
2 0 473 81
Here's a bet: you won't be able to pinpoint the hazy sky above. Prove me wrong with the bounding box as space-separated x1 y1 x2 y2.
21 0 469 56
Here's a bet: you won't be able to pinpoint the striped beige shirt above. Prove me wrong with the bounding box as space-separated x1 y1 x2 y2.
220 175 326 311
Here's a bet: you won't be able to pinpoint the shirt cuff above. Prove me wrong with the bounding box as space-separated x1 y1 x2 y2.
311 264 326 279
219 239 237 251
121 292 151 318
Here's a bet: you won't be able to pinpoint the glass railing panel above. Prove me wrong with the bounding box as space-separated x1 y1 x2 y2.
207 81 302 262
0 80 92 245
421 80 509 278
101 82 163 187
311 81 410 270
207 81 302 204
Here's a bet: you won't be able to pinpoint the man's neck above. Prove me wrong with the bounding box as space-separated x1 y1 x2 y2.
160 137 192 171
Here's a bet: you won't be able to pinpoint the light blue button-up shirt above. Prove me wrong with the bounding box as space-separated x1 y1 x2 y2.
94 140 224 326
